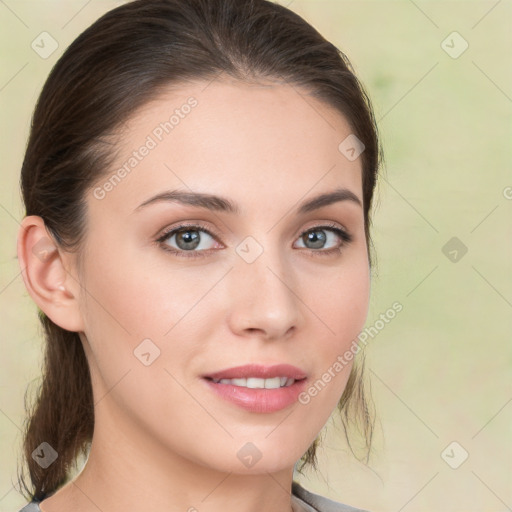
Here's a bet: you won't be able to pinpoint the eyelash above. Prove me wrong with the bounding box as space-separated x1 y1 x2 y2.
155 222 353 259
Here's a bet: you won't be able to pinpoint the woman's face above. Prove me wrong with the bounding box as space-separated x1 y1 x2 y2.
74 77 370 475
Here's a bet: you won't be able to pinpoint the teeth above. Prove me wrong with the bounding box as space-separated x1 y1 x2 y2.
212 377 296 388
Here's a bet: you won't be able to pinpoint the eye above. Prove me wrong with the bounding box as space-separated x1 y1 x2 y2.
294 223 352 255
156 222 352 259
156 223 220 258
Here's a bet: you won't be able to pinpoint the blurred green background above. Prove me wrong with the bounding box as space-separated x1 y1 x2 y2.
1 1 511 511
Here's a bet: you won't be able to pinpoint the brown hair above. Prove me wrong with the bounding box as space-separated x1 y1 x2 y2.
17 0 382 502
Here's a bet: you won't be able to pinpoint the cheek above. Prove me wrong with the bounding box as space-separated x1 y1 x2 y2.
311 256 370 345
80 241 212 341
302 255 369 396
77 249 207 417
77 241 227 400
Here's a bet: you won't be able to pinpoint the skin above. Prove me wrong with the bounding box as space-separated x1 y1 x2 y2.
18 76 370 512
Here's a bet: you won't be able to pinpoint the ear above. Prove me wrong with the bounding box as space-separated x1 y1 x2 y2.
17 215 85 332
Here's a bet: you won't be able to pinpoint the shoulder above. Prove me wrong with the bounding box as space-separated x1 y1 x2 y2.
292 481 371 512
18 502 41 512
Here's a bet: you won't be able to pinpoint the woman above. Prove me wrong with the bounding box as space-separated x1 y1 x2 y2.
15 0 382 511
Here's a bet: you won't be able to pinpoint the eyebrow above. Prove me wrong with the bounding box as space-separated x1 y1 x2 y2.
134 187 363 215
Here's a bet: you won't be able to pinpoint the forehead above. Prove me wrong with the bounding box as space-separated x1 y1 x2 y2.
90 78 363 215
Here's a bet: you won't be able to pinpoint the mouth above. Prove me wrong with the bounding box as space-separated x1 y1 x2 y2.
206 376 299 389
202 364 308 413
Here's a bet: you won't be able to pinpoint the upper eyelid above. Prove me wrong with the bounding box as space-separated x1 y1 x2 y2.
156 222 220 242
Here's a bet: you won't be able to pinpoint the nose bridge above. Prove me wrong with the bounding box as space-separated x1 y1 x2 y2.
227 234 302 339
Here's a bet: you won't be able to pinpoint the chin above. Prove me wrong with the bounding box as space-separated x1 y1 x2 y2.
193 438 304 475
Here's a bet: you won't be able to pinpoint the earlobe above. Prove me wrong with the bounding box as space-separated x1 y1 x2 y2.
17 215 85 332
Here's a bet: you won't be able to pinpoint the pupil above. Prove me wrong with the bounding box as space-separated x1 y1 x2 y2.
177 229 200 250
306 230 326 249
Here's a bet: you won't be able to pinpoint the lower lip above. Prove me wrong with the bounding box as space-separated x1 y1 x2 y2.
203 378 308 413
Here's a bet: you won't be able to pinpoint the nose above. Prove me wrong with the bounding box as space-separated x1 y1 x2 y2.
226 245 303 342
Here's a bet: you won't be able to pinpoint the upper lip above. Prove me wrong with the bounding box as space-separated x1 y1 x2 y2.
204 364 307 380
